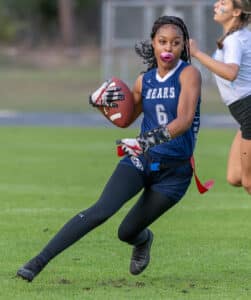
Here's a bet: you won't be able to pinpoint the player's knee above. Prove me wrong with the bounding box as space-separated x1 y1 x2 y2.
226 174 242 187
117 226 133 243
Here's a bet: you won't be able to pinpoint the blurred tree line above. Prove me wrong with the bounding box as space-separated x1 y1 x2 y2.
0 0 101 47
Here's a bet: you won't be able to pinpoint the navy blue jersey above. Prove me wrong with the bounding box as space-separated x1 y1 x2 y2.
140 60 201 159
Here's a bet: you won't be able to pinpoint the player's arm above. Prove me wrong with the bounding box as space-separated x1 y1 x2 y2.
190 39 239 81
130 74 143 122
166 65 201 138
116 74 143 157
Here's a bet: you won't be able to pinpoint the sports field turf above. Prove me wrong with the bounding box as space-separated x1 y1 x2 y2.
1 126 251 300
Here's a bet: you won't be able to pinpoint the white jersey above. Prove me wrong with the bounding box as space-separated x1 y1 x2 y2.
213 28 251 106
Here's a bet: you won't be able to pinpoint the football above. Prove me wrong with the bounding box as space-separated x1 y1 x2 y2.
98 77 134 128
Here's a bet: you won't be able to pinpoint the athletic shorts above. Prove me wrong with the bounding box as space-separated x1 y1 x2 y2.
229 94 251 139
119 154 193 202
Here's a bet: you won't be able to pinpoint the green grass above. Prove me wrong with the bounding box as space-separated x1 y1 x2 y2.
1 127 251 300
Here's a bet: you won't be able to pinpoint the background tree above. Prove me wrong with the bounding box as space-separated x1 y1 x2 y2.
58 0 75 47
0 0 100 46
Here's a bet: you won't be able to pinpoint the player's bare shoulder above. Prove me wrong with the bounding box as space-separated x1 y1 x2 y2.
180 64 202 85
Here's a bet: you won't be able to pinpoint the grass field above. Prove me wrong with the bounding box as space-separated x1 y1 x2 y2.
1 126 251 300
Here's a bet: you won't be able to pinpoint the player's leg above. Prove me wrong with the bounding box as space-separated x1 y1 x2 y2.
118 162 192 275
118 189 176 245
226 130 242 187
118 189 177 275
240 137 251 194
239 98 251 194
228 95 251 193
17 163 144 282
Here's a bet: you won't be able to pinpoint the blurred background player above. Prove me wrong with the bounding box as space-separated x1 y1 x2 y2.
17 15 201 282
190 0 251 194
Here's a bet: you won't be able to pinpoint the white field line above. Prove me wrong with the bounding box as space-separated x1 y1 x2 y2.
1 204 251 215
0 110 18 117
0 183 86 195
0 207 79 214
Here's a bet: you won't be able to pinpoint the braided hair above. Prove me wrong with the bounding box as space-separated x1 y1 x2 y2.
135 15 191 71
217 0 251 49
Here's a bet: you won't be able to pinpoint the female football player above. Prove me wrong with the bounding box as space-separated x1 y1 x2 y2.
17 15 202 282
190 0 251 194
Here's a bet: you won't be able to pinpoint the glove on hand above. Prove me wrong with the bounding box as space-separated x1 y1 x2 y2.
89 79 124 108
116 138 143 157
136 125 171 152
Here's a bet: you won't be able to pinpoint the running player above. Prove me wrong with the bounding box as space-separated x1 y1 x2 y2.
17 15 202 282
190 0 251 194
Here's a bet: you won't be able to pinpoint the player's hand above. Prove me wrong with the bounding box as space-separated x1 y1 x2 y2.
89 79 125 108
116 138 143 157
136 125 171 152
189 39 200 58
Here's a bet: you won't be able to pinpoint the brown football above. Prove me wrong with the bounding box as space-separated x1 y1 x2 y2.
98 77 134 128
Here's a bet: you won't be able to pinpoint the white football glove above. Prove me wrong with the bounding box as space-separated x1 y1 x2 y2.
89 79 124 108
116 138 143 157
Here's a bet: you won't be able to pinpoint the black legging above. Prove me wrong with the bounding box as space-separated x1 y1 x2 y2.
38 163 177 262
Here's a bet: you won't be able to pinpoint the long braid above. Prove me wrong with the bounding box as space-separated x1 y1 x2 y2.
135 15 191 71
217 0 251 49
